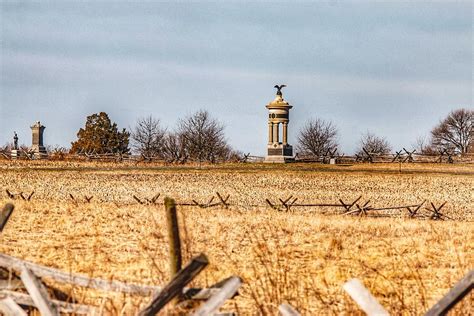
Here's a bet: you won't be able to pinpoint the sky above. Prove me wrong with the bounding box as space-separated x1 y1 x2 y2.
1 1 472 155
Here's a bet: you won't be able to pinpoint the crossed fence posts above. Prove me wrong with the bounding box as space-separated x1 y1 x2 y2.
2 147 470 163
0 197 471 315
0 199 242 315
4 187 455 221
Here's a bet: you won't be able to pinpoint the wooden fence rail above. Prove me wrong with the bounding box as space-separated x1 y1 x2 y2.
0 204 14 232
5 187 457 220
127 192 453 220
1 198 471 315
424 270 473 316
138 254 209 316
0 200 240 315
0 296 27 316
192 276 242 316
278 303 301 316
343 278 389 316
2 148 473 164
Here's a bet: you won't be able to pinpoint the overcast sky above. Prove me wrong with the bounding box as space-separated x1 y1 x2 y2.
1 1 472 155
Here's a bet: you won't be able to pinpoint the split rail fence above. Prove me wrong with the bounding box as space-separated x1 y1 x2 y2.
0 201 472 315
1 147 474 164
5 188 457 221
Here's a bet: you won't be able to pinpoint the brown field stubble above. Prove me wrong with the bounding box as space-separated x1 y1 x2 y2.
0 161 472 314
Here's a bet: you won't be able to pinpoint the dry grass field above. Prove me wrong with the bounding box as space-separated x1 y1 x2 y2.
0 160 472 315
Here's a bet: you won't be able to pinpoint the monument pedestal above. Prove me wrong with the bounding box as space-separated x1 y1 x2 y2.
265 144 294 163
264 156 294 163
33 146 47 159
11 150 20 160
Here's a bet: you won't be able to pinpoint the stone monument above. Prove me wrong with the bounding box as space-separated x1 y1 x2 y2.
264 85 294 163
11 132 20 159
31 121 47 158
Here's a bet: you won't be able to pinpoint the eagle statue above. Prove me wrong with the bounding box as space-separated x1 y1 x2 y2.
274 84 286 96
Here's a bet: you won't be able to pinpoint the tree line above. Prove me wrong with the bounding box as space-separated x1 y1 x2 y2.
5 108 470 162
69 110 238 163
297 108 473 157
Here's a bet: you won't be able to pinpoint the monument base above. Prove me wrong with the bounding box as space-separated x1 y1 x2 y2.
264 155 294 163
10 149 20 160
32 146 47 159
265 144 294 163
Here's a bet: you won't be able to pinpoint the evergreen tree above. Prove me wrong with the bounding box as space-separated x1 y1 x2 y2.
71 112 130 154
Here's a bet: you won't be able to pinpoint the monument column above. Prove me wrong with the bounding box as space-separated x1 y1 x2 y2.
273 122 279 143
265 84 293 163
282 122 288 145
30 121 47 159
268 122 273 144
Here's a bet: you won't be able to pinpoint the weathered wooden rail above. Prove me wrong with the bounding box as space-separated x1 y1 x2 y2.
2 146 473 164
5 187 456 221
0 200 241 315
281 271 473 316
1 200 471 315
139 192 453 220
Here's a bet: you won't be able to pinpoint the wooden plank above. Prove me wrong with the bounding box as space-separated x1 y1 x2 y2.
165 197 182 279
138 253 209 316
424 269 473 316
0 204 14 232
0 279 24 291
0 253 158 296
343 278 389 316
20 265 59 316
1 290 94 314
0 297 27 316
278 303 301 316
0 253 219 299
192 276 242 316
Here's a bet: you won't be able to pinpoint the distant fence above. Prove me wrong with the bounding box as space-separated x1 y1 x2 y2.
293 147 474 164
0 200 472 315
5 188 461 221
1 147 473 164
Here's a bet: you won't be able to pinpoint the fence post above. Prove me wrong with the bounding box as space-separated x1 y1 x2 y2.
192 276 242 316
138 254 209 316
0 297 27 316
343 278 389 316
424 270 473 316
20 265 59 316
0 203 14 232
279 303 301 316
165 197 182 279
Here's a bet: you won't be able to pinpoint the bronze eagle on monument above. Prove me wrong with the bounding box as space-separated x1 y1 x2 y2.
274 84 286 96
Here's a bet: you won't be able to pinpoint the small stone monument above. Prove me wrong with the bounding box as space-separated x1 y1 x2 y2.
31 121 47 158
264 85 294 163
11 132 20 159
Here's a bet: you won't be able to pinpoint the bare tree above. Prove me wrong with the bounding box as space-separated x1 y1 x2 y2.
297 118 338 157
357 132 391 156
47 145 69 160
0 143 12 159
412 135 436 155
177 110 231 163
430 108 473 154
131 115 166 158
162 132 187 163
